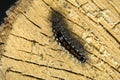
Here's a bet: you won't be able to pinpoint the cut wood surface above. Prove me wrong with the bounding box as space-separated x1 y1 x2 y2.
0 0 120 80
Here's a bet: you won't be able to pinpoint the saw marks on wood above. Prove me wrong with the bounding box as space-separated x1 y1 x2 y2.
0 0 120 80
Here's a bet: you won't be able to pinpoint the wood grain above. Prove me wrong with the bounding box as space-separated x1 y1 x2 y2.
0 0 120 80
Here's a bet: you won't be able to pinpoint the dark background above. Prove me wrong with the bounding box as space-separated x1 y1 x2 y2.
0 0 18 25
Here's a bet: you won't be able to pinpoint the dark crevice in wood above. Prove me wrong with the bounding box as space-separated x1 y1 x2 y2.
65 0 78 7
91 0 104 10
0 42 4 45
10 33 47 46
51 76 65 80
49 48 63 52
109 74 114 80
22 13 42 29
40 32 51 38
99 23 120 45
113 21 120 28
86 61 102 71
6 68 46 80
17 49 40 56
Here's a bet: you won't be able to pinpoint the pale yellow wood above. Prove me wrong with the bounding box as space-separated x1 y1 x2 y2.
0 0 120 80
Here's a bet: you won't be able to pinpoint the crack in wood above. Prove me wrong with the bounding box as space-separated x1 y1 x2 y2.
49 48 64 52
99 23 120 45
40 32 51 38
2 54 95 80
86 61 102 71
17 49 41 56
65 0 78 7
90 0 104 10
22 13 42 29
10 33 47 46
113 21 120 28
6 68 45 80
0 42 4 45
51 76 65 80
107 71 114 80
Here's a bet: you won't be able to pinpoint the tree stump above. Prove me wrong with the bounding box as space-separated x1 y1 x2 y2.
0 0 120 80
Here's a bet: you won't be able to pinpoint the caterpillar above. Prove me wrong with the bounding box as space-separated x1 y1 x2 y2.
50 11 86 63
